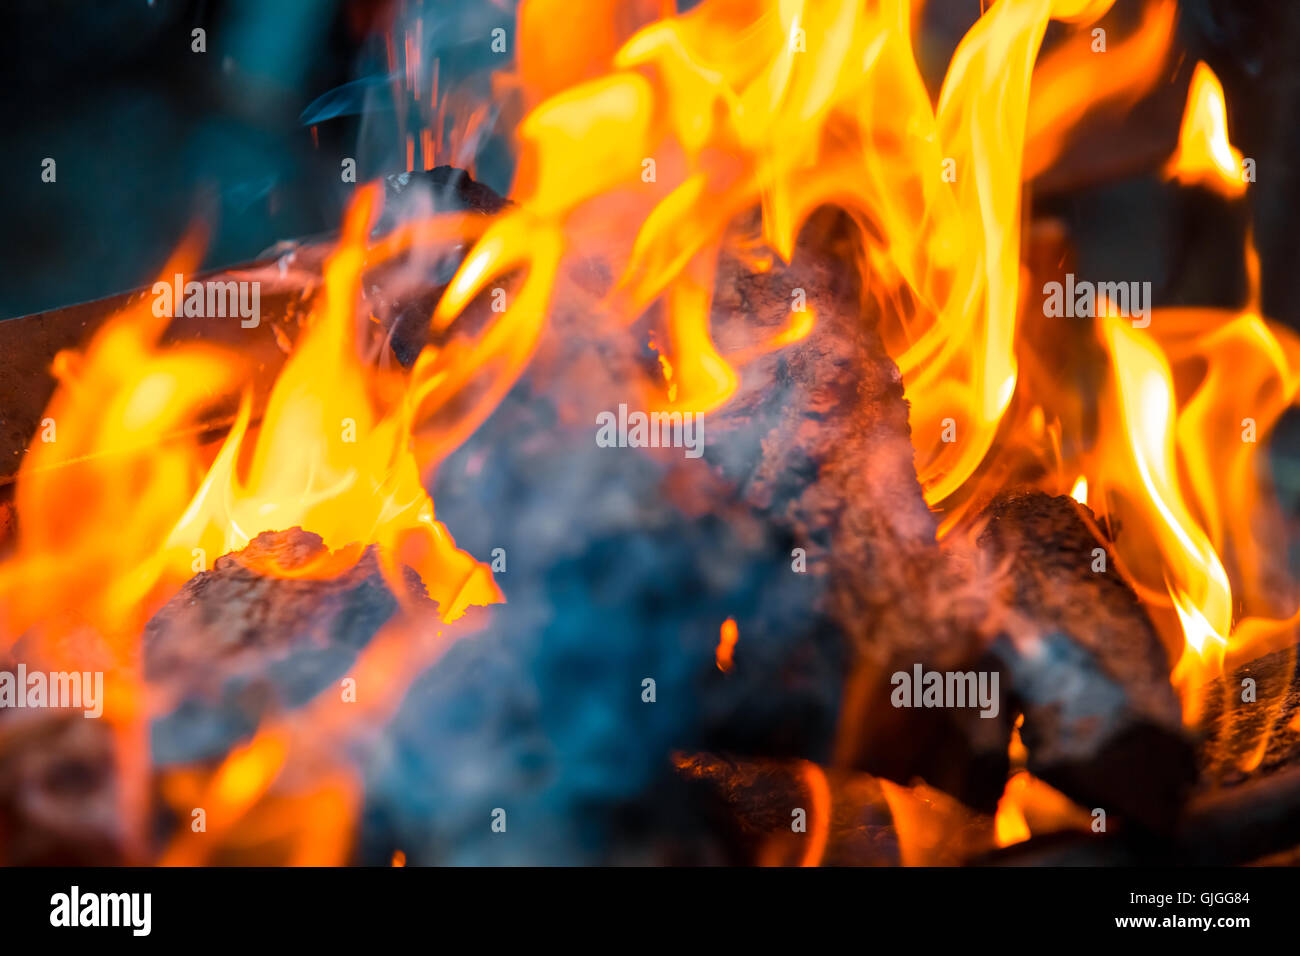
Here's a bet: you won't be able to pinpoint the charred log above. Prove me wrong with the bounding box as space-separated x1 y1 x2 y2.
674 751 994 866
701 215 1011 812
984 765 1300 866
975 491 1196 830
144 528 427 765
1197 644 1300 788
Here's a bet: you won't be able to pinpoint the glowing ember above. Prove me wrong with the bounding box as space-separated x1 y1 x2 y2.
716 617 739 672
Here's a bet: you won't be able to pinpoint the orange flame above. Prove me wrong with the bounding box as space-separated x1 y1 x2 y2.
0 238 243 659
419 0 1164 519
1069 231 1300 722
716 617 739 672
1024 0 1177 180
163 186 500 620
0 189 502 858
796 760 830 868
1165 62 1247 197
1101 317 1234 665
1 0 1295 862
994 773 1033 848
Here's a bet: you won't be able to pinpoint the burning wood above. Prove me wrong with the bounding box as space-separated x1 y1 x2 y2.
986 765 1300 866
696 215 1013 812
1198 645 1300 786
674 751 994 866
974 491 1195 829
3 0 1300 875
145 528 429 765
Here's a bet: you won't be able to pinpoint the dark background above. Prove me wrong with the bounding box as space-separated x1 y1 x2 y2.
0 0 1295 330
0 0 519 320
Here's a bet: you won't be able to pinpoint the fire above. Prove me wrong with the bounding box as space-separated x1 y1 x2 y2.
0 237 243 660
1165 62 1247 197
418 0 1147 475
461 0 1287 722
716 617 739 672
1024 0 1177 180
795 760 831 868
994 770 1094 846
1 187 500 651
163 186 500 620
394 0 1208 543
995 717 1092 846
1062 225 1300 722
1100 318 1234 663
0 191 501 858
994 773 1033 847
1 0 1297 862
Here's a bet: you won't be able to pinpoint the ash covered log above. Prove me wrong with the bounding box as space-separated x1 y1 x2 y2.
361 208 1012 863
0 529 432 866
701 214 1011 811
144 528 429 765
363 390 831 862
974 490 1196 829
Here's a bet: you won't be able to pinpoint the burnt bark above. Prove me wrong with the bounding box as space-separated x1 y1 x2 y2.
975 491 1196 830
984 765 1300 866
674 751 994 866
1197 644 1300 789
144 528 426 765
701 222 1011 812
362 239 852 863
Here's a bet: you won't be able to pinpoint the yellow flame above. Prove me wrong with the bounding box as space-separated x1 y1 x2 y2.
1165 62 1246 197
164 187 501 620
1100 319 1233 706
